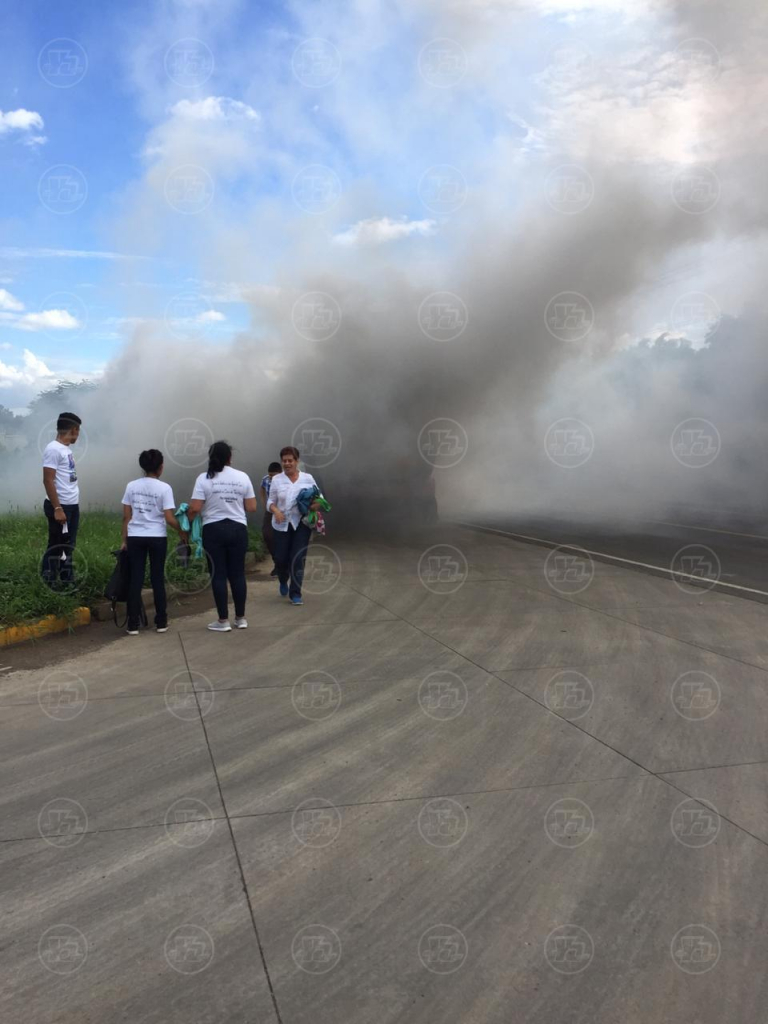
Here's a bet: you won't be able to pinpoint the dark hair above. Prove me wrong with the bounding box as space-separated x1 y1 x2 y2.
280 446 300 460
139 449 164 475
207 440 232 478
57 412 82 433
268 461 281 473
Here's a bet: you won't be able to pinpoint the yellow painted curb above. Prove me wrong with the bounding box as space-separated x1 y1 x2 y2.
0 607 91 647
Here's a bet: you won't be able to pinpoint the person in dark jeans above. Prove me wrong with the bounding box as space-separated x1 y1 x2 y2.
189 440 258 631
267 446 321 605
41 412 82 588
121 449 185 635
259 461 281 576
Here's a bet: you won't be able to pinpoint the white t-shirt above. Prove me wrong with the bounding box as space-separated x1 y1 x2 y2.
268 471 317 531
191 466 256 526
121 477 176 537
42 440 79 505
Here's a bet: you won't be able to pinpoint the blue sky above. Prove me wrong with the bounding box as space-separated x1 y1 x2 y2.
0 0 744 413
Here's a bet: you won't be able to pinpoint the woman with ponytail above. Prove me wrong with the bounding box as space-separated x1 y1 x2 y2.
189 440 258 631
120 449 185 635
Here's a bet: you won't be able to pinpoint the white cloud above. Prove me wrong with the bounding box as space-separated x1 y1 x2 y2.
0 108 46 145
332 217 437 247
12 309 81 332
169 97 260 123
0 246 149 261
0 342 12 350
0 348 54 388
196 309 225 322
0 289 24 312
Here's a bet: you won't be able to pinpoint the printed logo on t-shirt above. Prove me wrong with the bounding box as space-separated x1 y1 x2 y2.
67 452 77 483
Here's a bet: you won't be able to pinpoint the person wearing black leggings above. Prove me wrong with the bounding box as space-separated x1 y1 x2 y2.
120 449 186 635
189 440 258 631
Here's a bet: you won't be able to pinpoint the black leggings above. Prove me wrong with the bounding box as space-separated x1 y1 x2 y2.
202 519 248 619
127 535 167 630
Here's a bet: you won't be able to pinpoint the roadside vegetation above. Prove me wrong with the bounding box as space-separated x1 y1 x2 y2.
0 508 266 627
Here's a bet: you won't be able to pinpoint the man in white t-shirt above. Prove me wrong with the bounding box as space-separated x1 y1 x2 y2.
41 411 82 587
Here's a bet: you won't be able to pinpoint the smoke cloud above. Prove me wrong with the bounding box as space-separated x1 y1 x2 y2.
4 0 768 528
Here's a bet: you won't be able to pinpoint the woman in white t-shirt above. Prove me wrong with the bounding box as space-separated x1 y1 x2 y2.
121 449 185 635
190 440 258 632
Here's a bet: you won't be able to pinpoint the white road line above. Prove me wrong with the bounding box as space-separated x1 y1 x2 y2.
456 522 768 600
641 518 768 542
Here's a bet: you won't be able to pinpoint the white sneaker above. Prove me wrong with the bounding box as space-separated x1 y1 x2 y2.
234 617 248 629
207 620 232 632
126 629 139 636
156 626 168 633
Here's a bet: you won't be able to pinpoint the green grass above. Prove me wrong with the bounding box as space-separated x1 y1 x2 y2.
0 508 266 627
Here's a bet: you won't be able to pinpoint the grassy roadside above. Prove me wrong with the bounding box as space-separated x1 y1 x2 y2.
0 508 266 627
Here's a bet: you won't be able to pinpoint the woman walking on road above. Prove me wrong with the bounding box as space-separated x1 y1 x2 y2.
190 440 257 632
121 449 185 635
267 446 319 606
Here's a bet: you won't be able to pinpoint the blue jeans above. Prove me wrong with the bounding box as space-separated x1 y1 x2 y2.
273 522 312 598
42 499 80 585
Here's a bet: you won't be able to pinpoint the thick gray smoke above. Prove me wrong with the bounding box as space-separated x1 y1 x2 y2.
3 0 767 526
